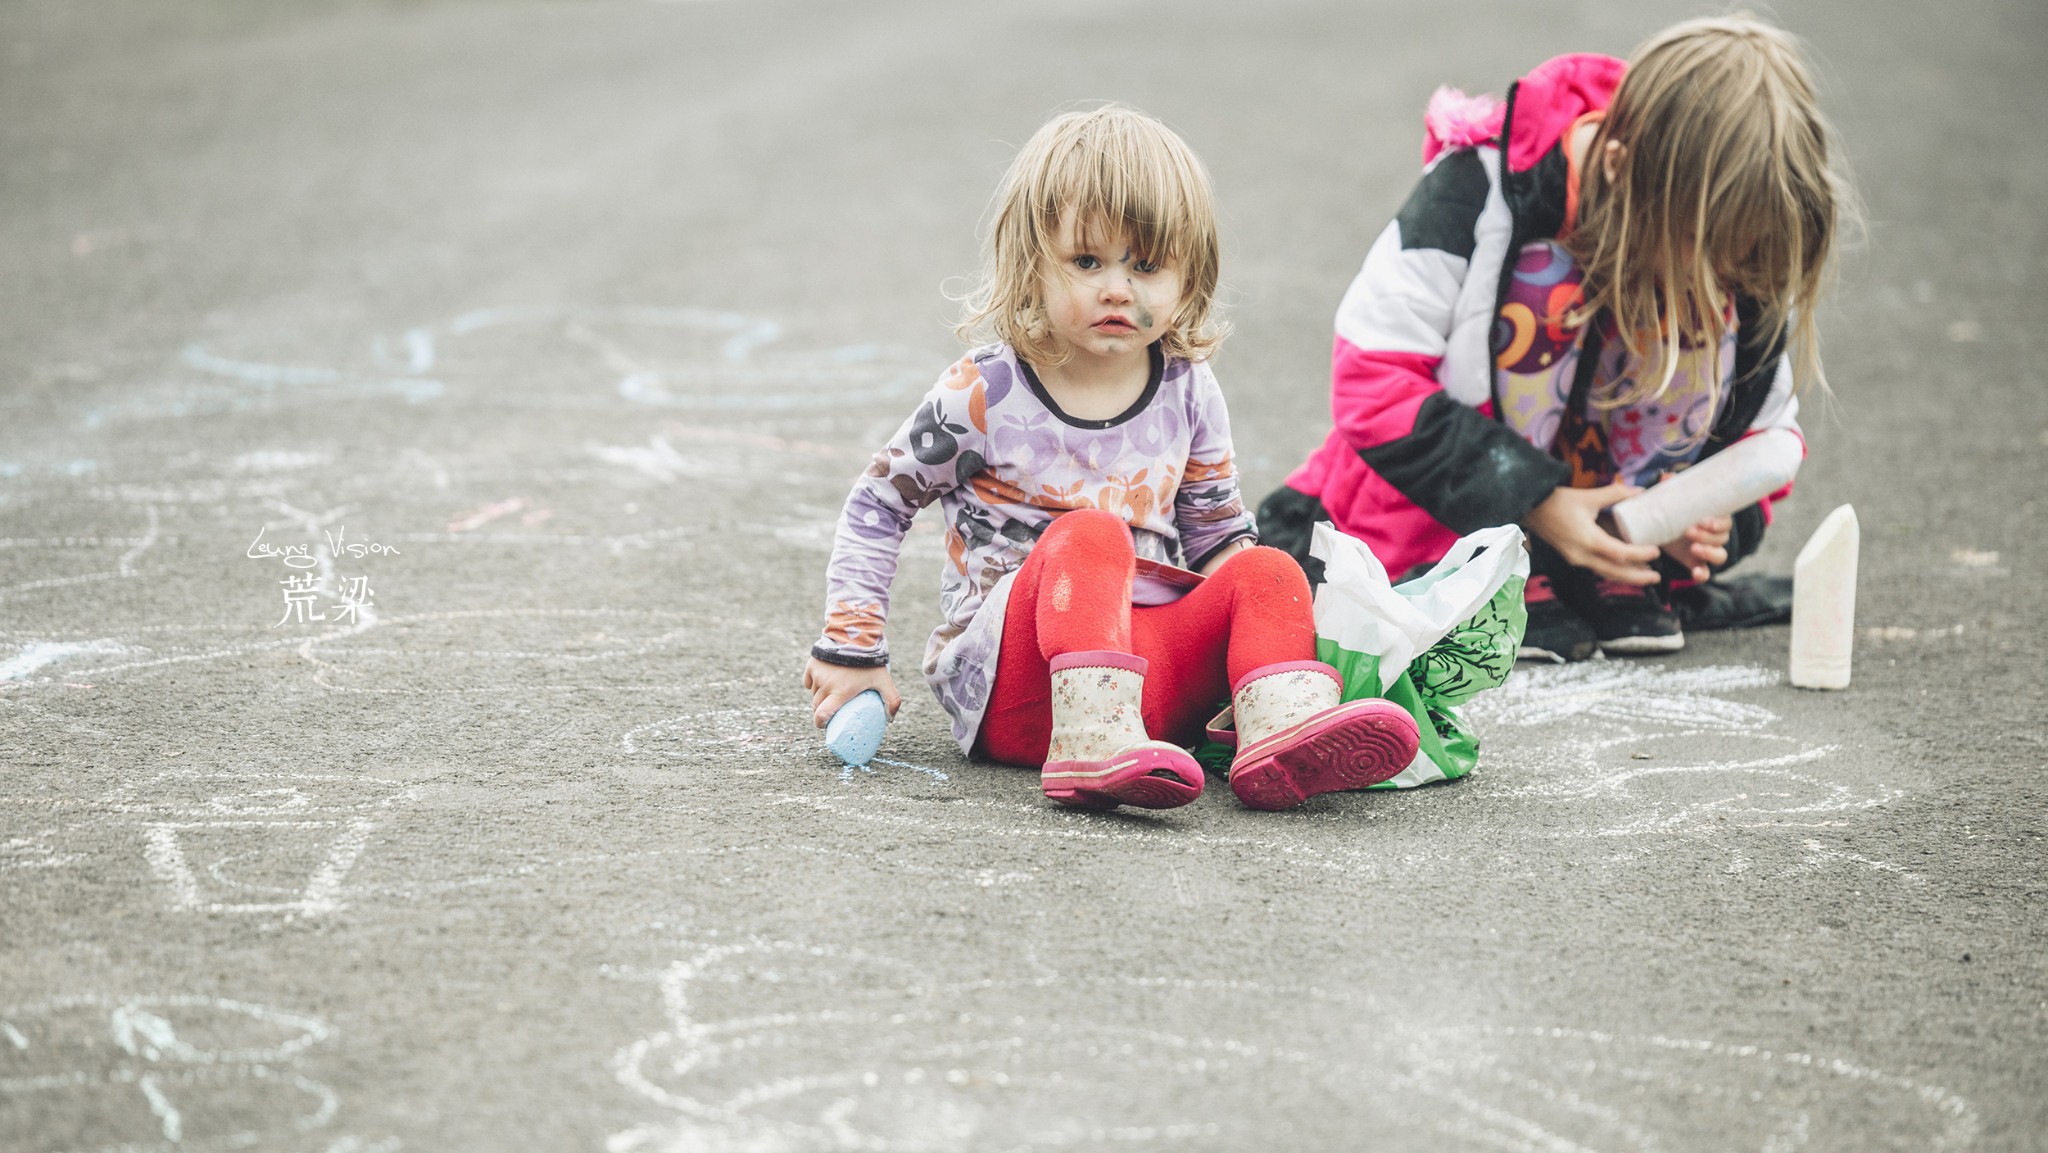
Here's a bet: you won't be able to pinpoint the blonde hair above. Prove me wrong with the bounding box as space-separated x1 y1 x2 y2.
1567 13 1855 404
956 104 1226 365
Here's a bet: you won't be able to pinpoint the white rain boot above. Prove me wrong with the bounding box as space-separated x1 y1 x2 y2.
1040 650 1203 810
1220 661 1419 811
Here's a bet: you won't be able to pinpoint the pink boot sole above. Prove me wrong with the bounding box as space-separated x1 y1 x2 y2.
1228 699 1419 811
1042 744 1204 811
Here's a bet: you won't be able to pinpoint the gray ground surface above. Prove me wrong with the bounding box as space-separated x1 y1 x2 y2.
3 1 2044 1150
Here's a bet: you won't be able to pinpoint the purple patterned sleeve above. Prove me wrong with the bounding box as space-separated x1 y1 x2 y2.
813 357 988 667
1174 362 1258 568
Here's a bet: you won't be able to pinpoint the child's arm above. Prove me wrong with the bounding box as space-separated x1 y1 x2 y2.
1331 154 1576 539
1174 363 1259 573
807 358 984 725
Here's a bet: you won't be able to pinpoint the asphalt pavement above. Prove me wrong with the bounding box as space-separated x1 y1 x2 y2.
2 1 2044 1150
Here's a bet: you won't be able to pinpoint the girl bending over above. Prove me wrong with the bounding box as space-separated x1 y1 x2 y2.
1261 14 1852 661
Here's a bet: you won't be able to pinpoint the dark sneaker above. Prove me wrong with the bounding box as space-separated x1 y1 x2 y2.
1579 579 1684 655
1519 575 1599 663
1667 573 1793 631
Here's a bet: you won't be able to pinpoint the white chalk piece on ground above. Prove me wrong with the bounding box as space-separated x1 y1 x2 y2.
824 689 889 767
1790 504 1859 690
1610 427 1804 545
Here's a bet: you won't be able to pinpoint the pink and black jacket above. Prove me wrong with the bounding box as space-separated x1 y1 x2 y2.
1261 54 1801 581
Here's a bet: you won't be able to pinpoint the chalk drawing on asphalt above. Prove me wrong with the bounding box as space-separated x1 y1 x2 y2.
13 607 770 702
1464 663 1914 874
603 936 1979 1152
1 829 85 873
752 663 1913 886
424 304 928 412
353 839 1031 904
102 770 414 918
0 504 164 607
78 343 442 429
0 993 398 1153
70 302 929 431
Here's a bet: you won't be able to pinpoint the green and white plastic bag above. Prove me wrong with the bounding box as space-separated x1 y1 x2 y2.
1310 522 1529 788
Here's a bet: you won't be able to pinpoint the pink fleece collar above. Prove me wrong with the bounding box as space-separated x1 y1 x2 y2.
1421 52 1626 174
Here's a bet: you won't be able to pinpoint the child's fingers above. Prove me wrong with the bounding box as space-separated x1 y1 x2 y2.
1587 551 1662 585
1594 535 1662 566
1590 481 1644 504
813 689 847 729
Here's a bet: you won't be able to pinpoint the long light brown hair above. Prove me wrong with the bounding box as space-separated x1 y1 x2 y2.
1568 13 1854 404
956 104 1227 366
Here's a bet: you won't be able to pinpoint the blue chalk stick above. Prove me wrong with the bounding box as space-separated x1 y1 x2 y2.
823 689 889 767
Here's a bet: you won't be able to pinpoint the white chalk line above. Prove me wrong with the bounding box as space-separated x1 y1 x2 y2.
2 993 331 1066
590 435 716 484
762 791 1414 879
605 937 1980 1152
102 771 412 917
0 639 130 681
1468 663 1782 730
184 344 439 402
351 838 1034 902
0 568 123 597
117 505 160 576
143 818 377 916
1796 839 1927 883
363 303 932 413
0 504 164 602
1485 1027 1978 1148
137 1071 183 1141
0 535 167 548
1 994 347 1153
98 769 415 816
55 606 765 683
1457 663 1923 875
622 705 815 755
75 343 441 429
0 829 85 873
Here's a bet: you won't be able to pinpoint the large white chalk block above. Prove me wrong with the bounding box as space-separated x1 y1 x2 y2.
1790 504 1859 690
1611 428 1804 545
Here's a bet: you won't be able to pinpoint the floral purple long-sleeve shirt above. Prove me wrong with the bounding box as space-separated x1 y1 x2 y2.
813 342 1258 754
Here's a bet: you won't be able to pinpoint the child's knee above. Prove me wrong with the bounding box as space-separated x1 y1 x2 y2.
1040 508 1136 557
1217 544 1312 597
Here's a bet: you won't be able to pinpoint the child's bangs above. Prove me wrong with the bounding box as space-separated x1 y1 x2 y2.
958 103 1228 364
1034 121 1202 270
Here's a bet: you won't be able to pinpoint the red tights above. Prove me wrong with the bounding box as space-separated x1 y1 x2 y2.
976 509 1316 766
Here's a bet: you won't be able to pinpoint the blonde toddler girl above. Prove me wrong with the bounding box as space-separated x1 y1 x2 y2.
805 105 1420 810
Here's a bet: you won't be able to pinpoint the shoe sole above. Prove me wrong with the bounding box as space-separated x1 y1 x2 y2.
1597 633 1685 655
1228 701 1420 811
1517 640 1598 663
1043 745 1203 811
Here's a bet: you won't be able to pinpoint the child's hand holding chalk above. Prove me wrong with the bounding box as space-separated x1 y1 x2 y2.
1524 481 1663 585
803 657 901 730
1659 514 1733 582
823 689 890 767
